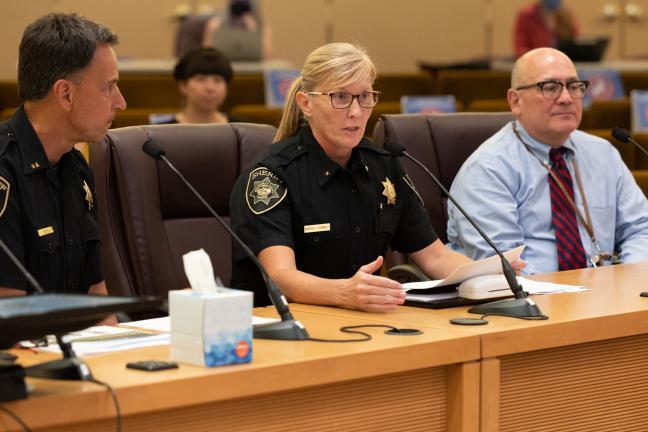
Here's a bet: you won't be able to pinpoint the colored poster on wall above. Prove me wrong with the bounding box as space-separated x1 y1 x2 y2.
400 95 457 114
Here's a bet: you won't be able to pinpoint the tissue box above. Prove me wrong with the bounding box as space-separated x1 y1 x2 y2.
169 289 253 367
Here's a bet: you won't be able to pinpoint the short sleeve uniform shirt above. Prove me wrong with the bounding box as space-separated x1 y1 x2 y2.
0 106 103 293
230 125 436 305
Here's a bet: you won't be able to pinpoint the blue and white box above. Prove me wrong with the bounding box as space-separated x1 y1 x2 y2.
169 289 253 367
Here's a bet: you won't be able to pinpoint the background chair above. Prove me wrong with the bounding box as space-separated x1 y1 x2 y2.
373 112 513 276
374 112 514 243
580 99 630 131
90 122 276 299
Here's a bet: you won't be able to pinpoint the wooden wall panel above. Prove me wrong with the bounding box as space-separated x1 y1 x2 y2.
4 1 648 82
332 0 487 73
31 367 448 432
498 333 648 432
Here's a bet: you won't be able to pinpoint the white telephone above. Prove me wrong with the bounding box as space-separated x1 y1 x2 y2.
457 274 514 300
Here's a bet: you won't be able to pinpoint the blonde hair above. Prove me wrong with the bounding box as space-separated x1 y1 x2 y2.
274 42 377 142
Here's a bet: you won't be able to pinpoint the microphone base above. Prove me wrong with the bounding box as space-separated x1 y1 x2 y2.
25 357 94 381
467 297 548 320
0 364 27 401
253 319 310 340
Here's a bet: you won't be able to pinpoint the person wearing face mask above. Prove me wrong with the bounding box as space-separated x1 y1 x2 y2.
202 0 272 59
153 48 233 125
228 43 504 312
514 0 579 57
447 48 648 275
174 0 272 59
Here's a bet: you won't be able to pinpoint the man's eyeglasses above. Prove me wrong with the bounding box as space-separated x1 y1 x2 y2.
515 80 590 99
307 91 380 109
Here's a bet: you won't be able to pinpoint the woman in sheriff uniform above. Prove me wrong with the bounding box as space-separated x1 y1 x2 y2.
229 42 473 311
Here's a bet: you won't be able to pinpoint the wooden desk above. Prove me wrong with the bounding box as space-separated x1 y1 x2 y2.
291 263 648 432
2 310 479 432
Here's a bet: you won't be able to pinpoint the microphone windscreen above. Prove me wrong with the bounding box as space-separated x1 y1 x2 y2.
142 139 165 160
383 138 406 157
612 127 632 144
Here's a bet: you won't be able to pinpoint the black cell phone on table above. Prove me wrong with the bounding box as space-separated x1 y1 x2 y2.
126 360 178 371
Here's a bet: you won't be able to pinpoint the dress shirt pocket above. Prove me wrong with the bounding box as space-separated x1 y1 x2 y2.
25 234 60 276
582 184 614 223
302 224 340 246
375 203 399 235
25 234 60 255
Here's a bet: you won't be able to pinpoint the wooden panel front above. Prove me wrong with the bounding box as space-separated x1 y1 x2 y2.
497 333 648 432
30 367 447 432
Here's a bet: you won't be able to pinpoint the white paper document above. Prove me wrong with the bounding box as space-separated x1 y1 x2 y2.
34 327 170 357
403 245 526 290
119 315 279 333
28 315 280 357
517 277 588 295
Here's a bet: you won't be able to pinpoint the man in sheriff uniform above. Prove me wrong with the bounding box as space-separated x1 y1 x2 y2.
0 13 126 298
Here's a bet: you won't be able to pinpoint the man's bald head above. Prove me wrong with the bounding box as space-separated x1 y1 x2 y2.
511 48 574 89
507 47 582 147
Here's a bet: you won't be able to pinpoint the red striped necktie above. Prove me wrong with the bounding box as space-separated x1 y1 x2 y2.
549 147 587 270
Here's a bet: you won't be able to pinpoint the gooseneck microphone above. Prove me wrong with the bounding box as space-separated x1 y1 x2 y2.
383 138 547 320
0 237 44 294
612 127 648 160
611 127 648 299
142 138 310 340
0 235 96 382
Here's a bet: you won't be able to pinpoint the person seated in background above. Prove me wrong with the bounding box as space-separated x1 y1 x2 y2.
514 0 578 57
447 48 648 275
203 0 272 60
152 48 233 124
174 12 214 58
0 13 126 300
228 42 491 311
175 0 272 59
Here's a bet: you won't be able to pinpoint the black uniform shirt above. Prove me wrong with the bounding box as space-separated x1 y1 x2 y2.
230 125 437 305
0 106 103 293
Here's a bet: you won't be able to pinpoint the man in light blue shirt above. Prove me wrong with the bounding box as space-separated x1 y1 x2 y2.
447 47 648 274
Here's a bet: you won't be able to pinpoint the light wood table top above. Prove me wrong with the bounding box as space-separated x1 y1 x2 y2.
7 309 478 430
290 263 648 357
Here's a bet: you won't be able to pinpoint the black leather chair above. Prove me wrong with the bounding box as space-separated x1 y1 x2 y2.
373 112 514 278
90 123 276 298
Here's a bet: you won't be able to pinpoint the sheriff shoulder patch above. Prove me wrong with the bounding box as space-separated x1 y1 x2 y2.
0 176 9 218
246 167 288 215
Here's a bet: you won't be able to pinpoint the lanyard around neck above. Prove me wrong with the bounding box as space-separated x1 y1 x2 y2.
512 123 598 245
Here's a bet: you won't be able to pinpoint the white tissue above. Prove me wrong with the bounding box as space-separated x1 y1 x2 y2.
182 249 220 293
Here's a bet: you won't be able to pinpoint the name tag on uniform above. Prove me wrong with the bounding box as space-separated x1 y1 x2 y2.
37 226 54 237
304 223 331 234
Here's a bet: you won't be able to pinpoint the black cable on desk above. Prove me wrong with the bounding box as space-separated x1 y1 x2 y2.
0 403 32 432
88 378 121 432
308 324 417 342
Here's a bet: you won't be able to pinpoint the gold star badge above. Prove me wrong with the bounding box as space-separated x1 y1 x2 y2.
82 180 93 211
381 177 396 205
